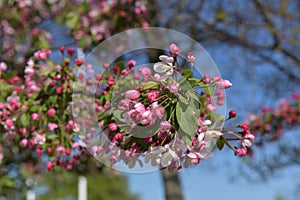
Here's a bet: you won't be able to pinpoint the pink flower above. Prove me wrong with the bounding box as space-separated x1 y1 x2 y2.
20 138 28 148
187 52 195 65
134 102 145 113
153 107 164 119
56 146 65 156
239 123 249 131
5 119 14 130
113 133 124 142
140 110 153 125
118 99 131 110
125 90 140 100
234 148 247 156
34 133 46 145
0 62 7 71
168 81 180 93
47 108 56 117
106 77 115 85
75 58 84 66
0 102 5 109
202 74 211 84
108 123 118 131
139 67 152 77
169 43 180 57
206 104 216 111
121 69 129 76
46 161 54 171
184 152 201 168
147 91 159 102
48 123 58 131
216 79 232 89
127 60 136 69
160 121 171 132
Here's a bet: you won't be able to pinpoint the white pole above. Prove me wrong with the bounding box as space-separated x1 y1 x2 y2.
26 190 36 200
78 176 87 200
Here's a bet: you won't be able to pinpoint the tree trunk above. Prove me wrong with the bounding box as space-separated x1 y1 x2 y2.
162 169 184 200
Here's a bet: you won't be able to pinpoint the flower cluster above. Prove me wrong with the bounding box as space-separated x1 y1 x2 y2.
247 93 300 148
74 43 256 172
0 43 255 173
0 0 148 67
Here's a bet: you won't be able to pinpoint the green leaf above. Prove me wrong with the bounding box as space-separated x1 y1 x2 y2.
182 69 193 78
176 102 197 137
66 12 79 29
187 78 200 87
30 105 40 112
198 82 214 95
112 109 126 123
216 138 224 150
47 134 58 140
20 114 29 126
142 81 158 90
176 93 189 105
39 36 50 49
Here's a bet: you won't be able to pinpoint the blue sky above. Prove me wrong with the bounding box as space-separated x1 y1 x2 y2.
126 149 296 200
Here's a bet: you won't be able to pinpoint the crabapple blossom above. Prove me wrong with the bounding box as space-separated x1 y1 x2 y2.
169 81 179 93
47 108 56 117
0 62 7 71
187 52 196 66
169 43 180 57
125 90 140 100
216 79 232 89
48 123 58 131
147 91 159 102
139 67 152 78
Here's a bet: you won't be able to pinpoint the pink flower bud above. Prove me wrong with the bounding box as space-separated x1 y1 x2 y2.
229 110 236 118
125 90 140 100
46 161 54 171
234 148 247 156
20 138 28 148
47 108 56 117
0 62 7 71
217 79 232 89
202 74 211 84
239 123 249 131
31 113 38 120
127 60 136 69
147 91 159 102
48 123 58 131
106 77 115 85
169 43 180 57
67 48 75 55
114 133 124 142
108 123 118 131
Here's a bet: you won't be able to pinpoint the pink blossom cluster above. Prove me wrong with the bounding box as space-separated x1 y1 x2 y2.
0 0 148 67
247 93 300 149
84 43 249 172
0 43 249 173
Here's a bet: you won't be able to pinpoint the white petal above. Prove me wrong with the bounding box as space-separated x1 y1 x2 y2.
206 130 223 137
198 132 205 142
161 153 172 167
165 68 174 76
154 62 172 73
159 55 174 64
